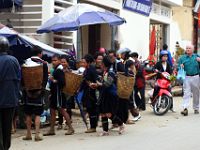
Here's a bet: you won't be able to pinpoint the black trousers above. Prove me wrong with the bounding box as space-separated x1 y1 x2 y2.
115 99 129 123
0 108 14 150
87 106 98 129
134 86 146 110
102 115 123 132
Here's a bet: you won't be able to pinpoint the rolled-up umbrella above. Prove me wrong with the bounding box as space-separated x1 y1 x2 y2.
75 90 88 129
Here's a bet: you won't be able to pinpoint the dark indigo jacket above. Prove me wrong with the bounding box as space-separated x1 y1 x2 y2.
0 53 20 108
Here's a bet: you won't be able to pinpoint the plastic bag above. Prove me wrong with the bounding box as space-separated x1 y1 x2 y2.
176 67 186 80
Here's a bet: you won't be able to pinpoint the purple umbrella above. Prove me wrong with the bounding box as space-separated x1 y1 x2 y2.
37 3 126 33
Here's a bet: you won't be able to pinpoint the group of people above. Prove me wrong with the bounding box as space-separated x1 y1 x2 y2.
41 48 145 137
1 33 200 150
0 36 147 150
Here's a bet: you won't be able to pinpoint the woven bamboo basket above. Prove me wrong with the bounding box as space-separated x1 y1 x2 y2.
117 73 135 99
22 65 43 90
63 72 83 96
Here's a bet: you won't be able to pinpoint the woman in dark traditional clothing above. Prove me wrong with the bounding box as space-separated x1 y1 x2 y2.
97 56 124 136
80 54 99 133
56 55 75 130
43 54 74 136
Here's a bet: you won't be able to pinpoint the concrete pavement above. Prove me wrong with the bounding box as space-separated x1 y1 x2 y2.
10 96 200 150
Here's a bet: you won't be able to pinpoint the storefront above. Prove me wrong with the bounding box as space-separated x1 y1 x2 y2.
76 0 121 57
120 0 151 59
120 0 182 60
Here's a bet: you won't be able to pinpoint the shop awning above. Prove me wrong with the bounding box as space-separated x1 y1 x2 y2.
0 24 66 56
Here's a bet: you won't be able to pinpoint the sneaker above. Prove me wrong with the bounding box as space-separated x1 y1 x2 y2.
194 110 199 114
181 108 188 116
85 128 96 133
132 114 141 122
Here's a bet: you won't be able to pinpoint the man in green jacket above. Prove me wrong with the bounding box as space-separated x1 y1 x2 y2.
179 44 200 116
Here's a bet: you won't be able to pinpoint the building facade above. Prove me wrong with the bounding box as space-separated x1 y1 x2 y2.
0 0 183 60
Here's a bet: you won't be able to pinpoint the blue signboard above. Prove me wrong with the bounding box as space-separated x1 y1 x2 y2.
123 0 152 16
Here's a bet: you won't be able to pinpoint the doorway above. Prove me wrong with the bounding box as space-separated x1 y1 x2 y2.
88 24 101 55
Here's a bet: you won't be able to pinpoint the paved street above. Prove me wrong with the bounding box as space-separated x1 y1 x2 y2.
11 96 200 150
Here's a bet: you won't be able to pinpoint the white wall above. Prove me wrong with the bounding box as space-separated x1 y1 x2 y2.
120 9 150 60
101 24 112 50
41 0 55 45
169 21 182 56
161 0 183 6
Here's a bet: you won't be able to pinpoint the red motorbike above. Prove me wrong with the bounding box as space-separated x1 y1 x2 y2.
147 71 173 115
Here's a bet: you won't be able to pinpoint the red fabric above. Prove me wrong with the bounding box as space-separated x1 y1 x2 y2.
149 26 156 55
136 78 145 89
198 13 200 28
147 55 157 66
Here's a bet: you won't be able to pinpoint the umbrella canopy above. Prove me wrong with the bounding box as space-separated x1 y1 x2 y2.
20 35 66 56
0 24 66 56
37 3 126 33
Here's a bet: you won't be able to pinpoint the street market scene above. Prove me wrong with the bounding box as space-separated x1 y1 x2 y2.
1 0 200 150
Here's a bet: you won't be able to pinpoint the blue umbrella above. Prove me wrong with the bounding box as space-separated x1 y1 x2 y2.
37 3 126 33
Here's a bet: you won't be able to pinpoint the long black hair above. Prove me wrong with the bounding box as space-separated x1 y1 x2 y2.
83 54 94 64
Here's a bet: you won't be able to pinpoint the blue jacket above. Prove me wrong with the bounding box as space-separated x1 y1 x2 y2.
0 53 20 108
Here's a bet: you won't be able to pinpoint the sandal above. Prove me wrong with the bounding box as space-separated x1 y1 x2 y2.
65 129 74 135
99 131 109 136
22 136 32 141
126 120 135 125
35 136 43 142
43 131 55 136
119 125 125 135
110 124 118 130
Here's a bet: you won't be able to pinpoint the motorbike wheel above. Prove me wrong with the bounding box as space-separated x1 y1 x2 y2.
153 95 172 116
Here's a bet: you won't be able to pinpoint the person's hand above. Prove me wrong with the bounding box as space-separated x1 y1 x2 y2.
155 69 159 73
180 64 184 68
96 81 103 87
49 76 57 83
49 76 54 81
196 57 200 62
